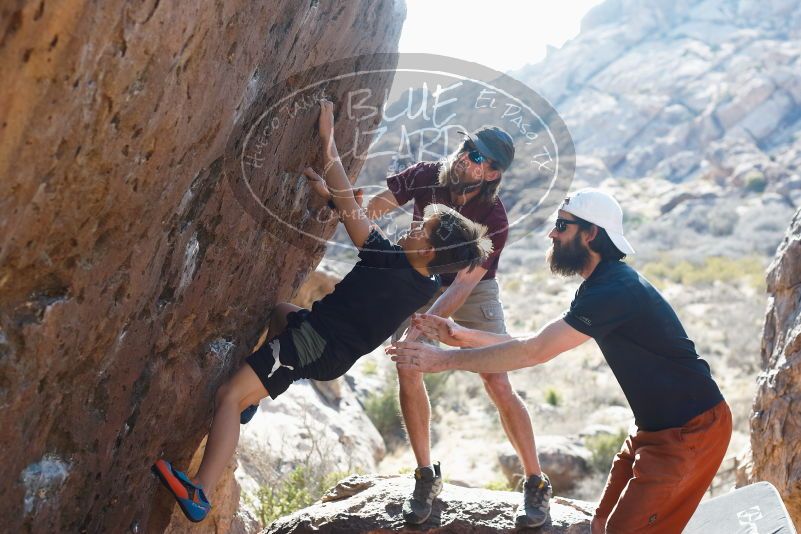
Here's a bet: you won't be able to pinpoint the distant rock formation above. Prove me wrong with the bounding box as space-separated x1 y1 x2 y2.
338 0 799 268
520 0 801 190
0 1 403 532
745 207 801 525
510 0 801 262
264 474 594 533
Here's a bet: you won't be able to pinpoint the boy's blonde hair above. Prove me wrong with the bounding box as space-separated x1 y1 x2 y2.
423 204 493 275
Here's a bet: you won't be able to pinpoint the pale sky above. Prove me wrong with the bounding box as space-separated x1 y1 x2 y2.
398 0 605 72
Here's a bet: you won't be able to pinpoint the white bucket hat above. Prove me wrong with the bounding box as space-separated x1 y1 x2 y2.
559 188 636 255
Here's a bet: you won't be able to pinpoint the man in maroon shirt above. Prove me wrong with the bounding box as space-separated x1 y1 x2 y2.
366 127 550 528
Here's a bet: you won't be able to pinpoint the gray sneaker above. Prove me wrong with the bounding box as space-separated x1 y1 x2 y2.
403 462 443 524
515 472 552 528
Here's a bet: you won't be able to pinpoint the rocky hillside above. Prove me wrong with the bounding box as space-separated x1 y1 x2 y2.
0 1 403 532
322 0 800 268
513 0 800 260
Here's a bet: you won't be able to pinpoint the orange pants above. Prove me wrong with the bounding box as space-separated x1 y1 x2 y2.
594 401 732 533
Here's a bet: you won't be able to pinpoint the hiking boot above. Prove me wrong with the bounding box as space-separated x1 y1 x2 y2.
151 459 211 522
515 472 552 528
403 462 443 525
240 404 258 424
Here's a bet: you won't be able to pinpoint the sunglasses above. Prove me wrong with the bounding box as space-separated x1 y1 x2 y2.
467 149 499 170
553 218 584 232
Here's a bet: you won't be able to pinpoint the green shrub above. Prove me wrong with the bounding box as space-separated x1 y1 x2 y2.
360 359 378 376
641 255 766 290
484 478 514 491
585 429 629 474
245 465 346 526
504 278 522 292
423 371 452 404
364 371 452 450
545 387 562 407
744 170 767 193
364 384 403 450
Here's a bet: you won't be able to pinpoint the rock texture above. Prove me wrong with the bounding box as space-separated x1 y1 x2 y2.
264 475 594 534
236 378 387 500
498 436 592 494
0 1 403 532
746 207 801 525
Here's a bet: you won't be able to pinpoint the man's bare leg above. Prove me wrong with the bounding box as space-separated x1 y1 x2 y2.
397 368 432 467
195 365 268 490
481 372 541 477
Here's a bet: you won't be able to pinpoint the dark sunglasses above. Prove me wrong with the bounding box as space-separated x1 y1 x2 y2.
467 149 499 170
554 218 584 232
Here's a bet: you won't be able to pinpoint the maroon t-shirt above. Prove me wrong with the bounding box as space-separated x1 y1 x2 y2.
386 161 509 286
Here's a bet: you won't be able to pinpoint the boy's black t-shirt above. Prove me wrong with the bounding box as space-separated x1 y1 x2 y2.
306 228 441 363
563 260 724 431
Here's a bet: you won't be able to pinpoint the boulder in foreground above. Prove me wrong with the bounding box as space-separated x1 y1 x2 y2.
264 474 594 533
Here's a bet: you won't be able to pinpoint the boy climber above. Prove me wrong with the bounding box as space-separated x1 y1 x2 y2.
151 99 492 522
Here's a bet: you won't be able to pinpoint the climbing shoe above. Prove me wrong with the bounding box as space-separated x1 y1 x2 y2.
151 459 211 522
403 461 443 525
515 472 552 528
240 403 258 424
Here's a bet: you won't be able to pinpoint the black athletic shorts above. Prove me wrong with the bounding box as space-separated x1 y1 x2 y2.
246 309 355 399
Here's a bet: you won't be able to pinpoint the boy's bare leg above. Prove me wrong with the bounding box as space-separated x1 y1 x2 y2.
268 303 301 338
195 365 268 490
398 368 432 466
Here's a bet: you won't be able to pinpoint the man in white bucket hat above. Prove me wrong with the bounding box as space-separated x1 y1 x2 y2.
388 188 732 534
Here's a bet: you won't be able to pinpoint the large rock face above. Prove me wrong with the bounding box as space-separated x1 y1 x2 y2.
748 207 801 525
265 475 594 533
0 1 403 532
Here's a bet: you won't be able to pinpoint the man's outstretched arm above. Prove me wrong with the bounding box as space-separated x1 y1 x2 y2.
408 312 511 347
387 317 591 373
366 189 401 219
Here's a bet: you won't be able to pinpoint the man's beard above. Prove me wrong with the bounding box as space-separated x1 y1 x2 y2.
439 157 484 195
547 233 591 276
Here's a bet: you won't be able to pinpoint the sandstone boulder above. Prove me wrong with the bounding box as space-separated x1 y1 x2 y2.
746 207 801 525
237 379 386 498
498 436 593 494
264 474 594 533
0 1 403 532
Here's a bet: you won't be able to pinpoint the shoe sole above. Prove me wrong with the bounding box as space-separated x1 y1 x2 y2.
151 461 208 523
403 485 442 525
515 515 549 529
403 510 431 525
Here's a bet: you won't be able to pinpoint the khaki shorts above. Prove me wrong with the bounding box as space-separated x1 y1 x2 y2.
391 278 506 342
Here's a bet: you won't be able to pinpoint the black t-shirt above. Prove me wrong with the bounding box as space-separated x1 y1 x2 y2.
563 260 724 431
307 228 441 362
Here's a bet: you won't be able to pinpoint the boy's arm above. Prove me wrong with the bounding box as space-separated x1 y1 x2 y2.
317 99 372 248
